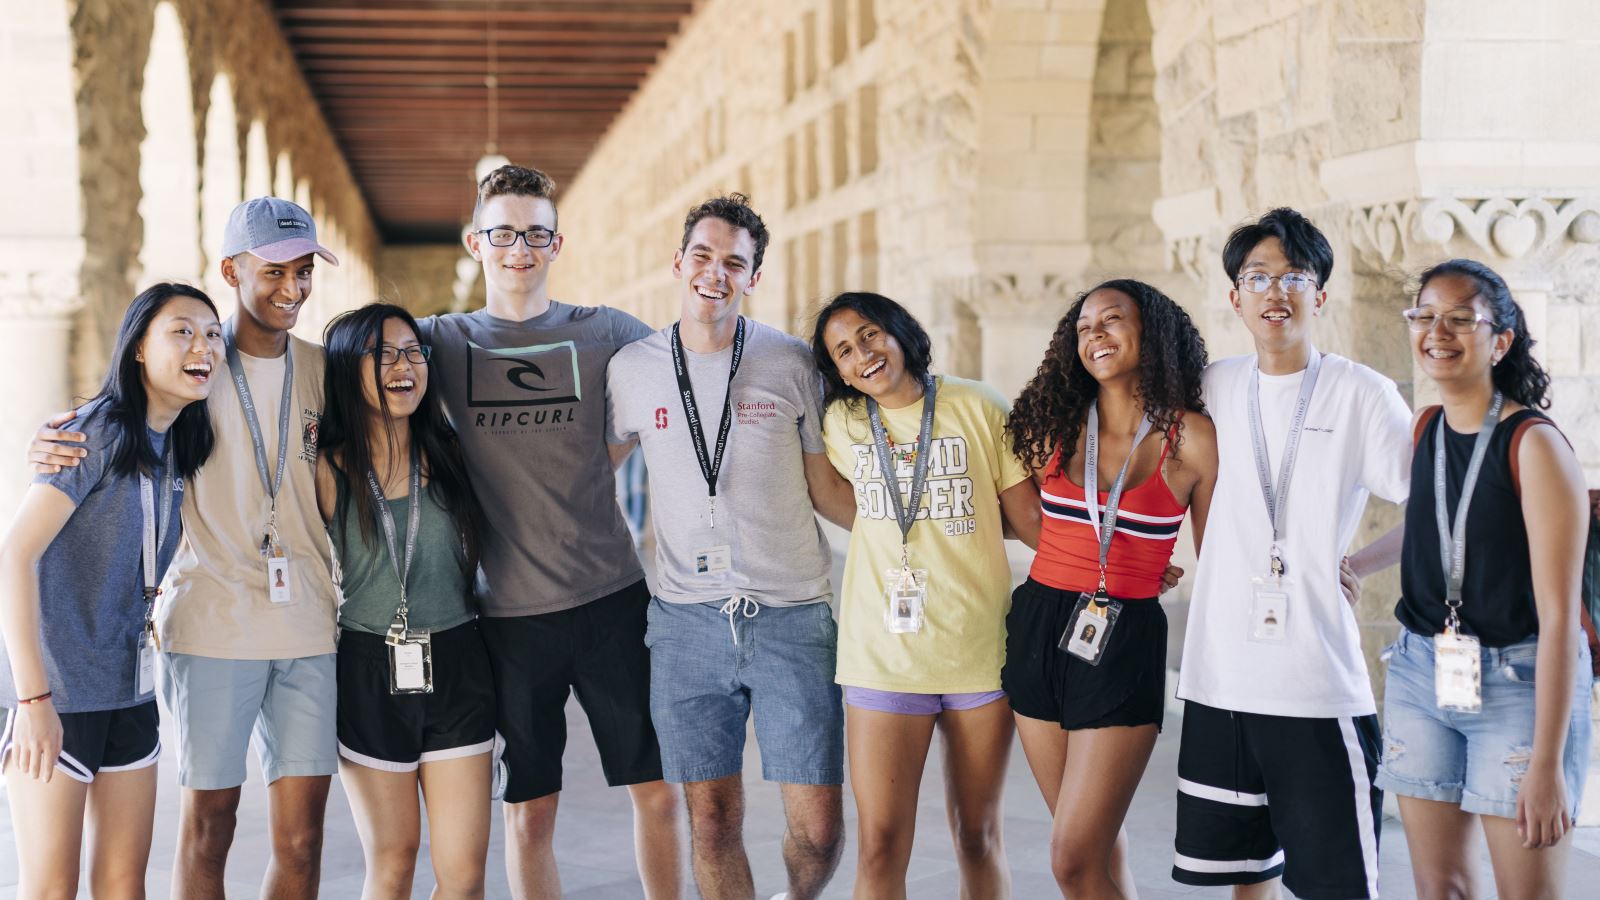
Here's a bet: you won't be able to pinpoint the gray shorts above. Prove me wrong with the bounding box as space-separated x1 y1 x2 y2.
159 652 338 789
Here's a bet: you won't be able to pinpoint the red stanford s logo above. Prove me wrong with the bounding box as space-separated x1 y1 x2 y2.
654 407 669 430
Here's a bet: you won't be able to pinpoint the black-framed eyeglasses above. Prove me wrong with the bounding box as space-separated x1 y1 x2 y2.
475 227 556 248
1402 308 1492 334
370 344 432 366
1237 272 1318 295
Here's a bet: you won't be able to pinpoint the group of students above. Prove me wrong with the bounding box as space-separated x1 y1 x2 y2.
0 162 1591 900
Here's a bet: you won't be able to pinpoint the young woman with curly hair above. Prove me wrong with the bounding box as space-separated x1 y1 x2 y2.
1004 278 1217 898
1378 259 1591 898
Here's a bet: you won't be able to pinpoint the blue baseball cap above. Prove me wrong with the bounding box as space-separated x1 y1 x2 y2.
220 197 340 265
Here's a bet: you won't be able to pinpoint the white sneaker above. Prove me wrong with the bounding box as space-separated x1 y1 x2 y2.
769 894 789 900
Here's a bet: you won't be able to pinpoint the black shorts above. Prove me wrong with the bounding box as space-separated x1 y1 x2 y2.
479 579 662 803
1001 578 1167 731
1173 701 1382 899
1 700 159 783
336 622 497 772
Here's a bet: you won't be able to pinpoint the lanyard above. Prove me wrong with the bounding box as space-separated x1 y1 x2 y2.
1083 402 1154 593
671 317 746 529
867 375 938 564
1435 392 1504 631
138 441 175 628
365 454 424 624
1246 352 1321 576
224 320 295 539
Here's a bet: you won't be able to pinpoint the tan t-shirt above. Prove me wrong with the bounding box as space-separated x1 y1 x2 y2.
157 333 336 659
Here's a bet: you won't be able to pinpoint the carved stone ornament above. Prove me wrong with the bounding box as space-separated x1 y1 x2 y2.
968 270 1083 318
1350 196 1600 272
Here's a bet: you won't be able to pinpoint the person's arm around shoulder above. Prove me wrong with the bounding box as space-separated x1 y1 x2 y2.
0 484 78 782
604 347 641 471
805 451 856 530
25 411 88 474
1515 422 1588 850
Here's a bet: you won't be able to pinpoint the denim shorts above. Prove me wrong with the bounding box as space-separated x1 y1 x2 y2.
1375 628 1593 819
842 687 1008 716
644 597 843 785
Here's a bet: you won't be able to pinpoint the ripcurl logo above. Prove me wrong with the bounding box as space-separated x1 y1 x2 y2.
466 340 582 430
654 407 669 430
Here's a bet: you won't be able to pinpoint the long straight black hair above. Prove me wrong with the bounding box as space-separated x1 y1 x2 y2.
319 303 482 574
88 282 218 479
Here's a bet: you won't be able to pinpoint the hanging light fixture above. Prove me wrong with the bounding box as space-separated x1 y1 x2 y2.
475 0 510 182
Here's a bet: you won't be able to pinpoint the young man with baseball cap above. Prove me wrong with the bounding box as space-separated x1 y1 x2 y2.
31 197 344 897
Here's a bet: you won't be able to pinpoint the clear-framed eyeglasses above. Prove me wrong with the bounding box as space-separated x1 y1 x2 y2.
475 227 556 248
1402 308 1493 334
1237 272 1318 295
370 344 432 366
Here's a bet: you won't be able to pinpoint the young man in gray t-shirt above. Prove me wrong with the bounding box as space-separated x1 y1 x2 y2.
415 165 680 899
606 195 857 900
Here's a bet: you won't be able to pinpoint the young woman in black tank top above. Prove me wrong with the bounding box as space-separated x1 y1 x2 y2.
1376 260 1591 897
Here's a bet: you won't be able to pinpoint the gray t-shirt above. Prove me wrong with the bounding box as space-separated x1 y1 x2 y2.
606 319 832 607
419 303 653 615
0 403 183 712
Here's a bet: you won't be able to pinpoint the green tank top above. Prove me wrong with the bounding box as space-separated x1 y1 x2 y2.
329 468 474 636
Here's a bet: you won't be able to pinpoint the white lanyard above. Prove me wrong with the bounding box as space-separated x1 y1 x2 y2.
1246 352 1321 576
1082 402 1154 593
1434 393 1504 632
223 320 295 545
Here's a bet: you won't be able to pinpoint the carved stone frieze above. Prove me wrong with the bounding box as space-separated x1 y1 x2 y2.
1349 195 1600 274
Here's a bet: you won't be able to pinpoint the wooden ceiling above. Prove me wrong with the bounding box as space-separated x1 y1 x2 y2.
272 0 695 242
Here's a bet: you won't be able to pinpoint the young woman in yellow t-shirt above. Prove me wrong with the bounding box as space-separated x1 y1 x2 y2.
810 291 1040 899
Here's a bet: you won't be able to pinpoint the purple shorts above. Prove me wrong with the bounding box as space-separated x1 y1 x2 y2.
843 686 1008 716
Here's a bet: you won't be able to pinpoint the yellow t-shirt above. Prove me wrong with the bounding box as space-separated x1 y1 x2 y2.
822 376 1029 693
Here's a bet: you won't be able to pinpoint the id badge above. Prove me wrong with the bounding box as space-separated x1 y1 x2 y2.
1060 593 1121 665
1434 631 1482 713
267 555 292 605
883 567 928 634
694 544 732 575
135 634 156 697
1248 576 1290 642
388 635 434 695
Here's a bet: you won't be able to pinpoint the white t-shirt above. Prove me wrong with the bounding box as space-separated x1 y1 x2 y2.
1176 351 1411 718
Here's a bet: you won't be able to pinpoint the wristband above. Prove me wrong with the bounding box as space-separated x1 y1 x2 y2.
17 690 52 705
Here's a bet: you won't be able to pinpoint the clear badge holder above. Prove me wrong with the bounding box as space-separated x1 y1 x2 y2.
135 631 157 697
1248 572 1290 643
883 566 928 634
1434 609 1481 713
386 611 434 695
1060 591 1121 664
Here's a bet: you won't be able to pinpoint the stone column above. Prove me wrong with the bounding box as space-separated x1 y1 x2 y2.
0 271 83 522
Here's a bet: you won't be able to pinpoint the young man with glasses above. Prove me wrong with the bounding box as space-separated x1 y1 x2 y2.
413 164 682 899
29 198 343 897
1171 208 1412 899
604 195 855 900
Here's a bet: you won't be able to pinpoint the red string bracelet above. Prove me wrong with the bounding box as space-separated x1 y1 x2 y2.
17 691 52 705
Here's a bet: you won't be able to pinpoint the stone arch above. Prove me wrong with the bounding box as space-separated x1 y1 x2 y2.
201 72 241 317
244 119 271 198
136 1 202 287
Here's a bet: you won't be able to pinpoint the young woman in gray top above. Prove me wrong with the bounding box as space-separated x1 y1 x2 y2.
315 303 492 899
0 283 222 898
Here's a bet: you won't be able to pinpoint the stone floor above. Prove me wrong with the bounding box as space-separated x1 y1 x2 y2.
2 700 1599 899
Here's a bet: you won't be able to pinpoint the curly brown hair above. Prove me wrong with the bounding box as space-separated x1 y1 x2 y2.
474 164 558 228
1009 278 1208 475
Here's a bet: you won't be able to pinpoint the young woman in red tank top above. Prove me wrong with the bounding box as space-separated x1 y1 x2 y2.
1005 279 1218 897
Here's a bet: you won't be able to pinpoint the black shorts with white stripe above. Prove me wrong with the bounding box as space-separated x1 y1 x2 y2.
1172 700 1382 900
1 700 160 783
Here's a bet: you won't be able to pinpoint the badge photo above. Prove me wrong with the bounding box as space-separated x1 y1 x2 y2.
267 556 292 604
1060 593 1121 664
1248 576 1288 642
884 567 928 634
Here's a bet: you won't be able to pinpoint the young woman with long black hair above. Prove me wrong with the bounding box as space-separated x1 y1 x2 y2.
811 292 1041 900
1378 259 1592 899
316 302 493 899
1006 279 1216 898
0 283 221 897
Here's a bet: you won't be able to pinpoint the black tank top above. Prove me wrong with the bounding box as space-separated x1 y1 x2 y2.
1397 408 1554 646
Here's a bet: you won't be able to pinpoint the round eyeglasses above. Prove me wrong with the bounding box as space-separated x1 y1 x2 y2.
1402 308 1493 334
1237 272 1318 295
475 227 556 248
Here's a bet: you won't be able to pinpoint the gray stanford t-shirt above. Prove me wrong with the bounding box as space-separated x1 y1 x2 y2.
419 302 653 615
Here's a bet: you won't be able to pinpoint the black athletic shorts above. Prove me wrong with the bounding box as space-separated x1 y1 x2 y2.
1173 700 1382 899
1 700 159 783
336 621 497 772
479 579 662 803
1002 578 1167 731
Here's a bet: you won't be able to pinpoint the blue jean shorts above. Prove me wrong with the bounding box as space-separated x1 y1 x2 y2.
644 597 843 785
1375 628 1592 819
